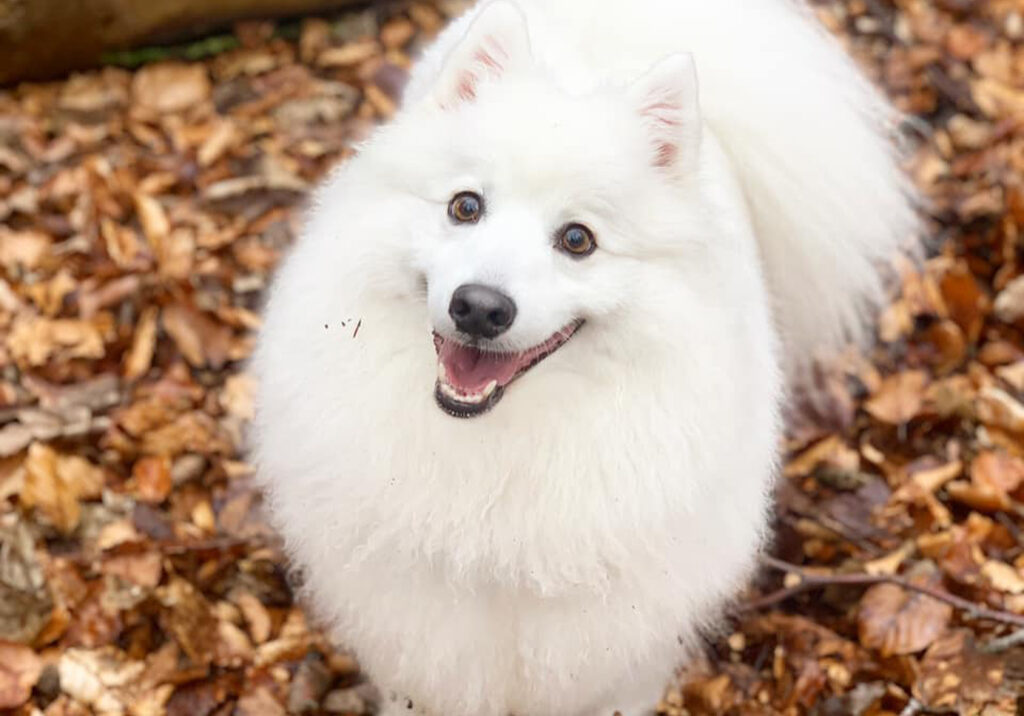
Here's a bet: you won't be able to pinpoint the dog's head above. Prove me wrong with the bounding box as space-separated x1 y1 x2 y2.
315 1 710 419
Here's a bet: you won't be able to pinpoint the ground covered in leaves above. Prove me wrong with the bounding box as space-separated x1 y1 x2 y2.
1 0 1023 714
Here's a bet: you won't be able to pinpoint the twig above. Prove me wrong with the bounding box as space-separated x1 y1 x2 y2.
980 627 1024 654
899 698 922 716
743 555 1024 629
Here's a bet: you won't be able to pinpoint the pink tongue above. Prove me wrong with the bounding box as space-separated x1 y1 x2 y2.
439 341 523 393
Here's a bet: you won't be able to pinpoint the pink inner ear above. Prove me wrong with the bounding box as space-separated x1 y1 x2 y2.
654 142 677 168
474 43 504 71
452 39 507 104
456 71 479 102
641 99 683 167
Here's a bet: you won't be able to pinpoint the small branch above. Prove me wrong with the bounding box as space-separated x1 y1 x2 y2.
743 555 1024 629
980 627 1024 654
899 698 922 716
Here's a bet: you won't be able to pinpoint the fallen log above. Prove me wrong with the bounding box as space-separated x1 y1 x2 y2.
0 0 367 85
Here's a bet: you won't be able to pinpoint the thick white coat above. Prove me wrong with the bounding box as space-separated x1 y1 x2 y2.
252 1 917 713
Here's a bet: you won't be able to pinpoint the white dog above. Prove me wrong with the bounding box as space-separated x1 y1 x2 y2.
252 1 917 713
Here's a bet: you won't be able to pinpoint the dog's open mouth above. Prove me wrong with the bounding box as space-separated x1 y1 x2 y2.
433 321 583 418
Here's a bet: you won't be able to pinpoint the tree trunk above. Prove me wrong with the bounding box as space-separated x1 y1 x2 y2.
0 0 367 85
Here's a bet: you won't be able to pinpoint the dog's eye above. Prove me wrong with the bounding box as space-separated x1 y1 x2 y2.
557 223 596 257
448 192 484 224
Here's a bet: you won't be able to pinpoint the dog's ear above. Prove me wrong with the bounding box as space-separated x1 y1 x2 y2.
628 54 701 173
434 0 532 107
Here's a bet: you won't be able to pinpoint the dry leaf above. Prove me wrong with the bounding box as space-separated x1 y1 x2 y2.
980 560 1024 594
914 630 1010 711
970 450 1024 496
0 229 50 271
132 63 211 113
124 306 159 380
130 456 172 504
134 193 170 246
977 386 1024 432
162 303 234 370
864 371 928 425
21 442 105 534
0 642 42 709
58 648 145 713
8 317 106 367
858 567 952 656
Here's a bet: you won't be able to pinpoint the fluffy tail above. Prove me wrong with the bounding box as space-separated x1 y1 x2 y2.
693 1 919 374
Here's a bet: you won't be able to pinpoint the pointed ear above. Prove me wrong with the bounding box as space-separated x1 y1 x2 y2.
628 54 701 172
434 1 532 108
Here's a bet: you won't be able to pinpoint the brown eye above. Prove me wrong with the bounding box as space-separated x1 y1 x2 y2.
448 192 484 224
558 223 596 257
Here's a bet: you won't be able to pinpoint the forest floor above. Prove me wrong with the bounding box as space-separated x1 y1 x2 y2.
1 0 1024 713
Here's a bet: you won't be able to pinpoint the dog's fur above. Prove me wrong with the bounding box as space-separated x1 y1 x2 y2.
252 1 917 713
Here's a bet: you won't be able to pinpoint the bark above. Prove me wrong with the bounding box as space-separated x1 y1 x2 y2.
0 0 367 85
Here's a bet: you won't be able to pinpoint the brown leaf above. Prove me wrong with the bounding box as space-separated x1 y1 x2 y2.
130 456 172 504
234 591 272 645
8 316 106 367
132 63 211 113
857 567 952 656
162 303 234 370
0 641 42 709
946 480 1010 512
971 450 1024 496
976 386 1024 433
914 630 1010 711
156 578 219 665
938 261 988 341
980 560 1024 594
0 517 53 644
220 373 256 421
21 442 105 534
0 229 50 271
994 274 1024 324
58 647 145 713
141 411 233 457
24 269 76 316
133 193 170 246
237 685 287 716
101 551 163 589
124 306 159 380
864 370 928 425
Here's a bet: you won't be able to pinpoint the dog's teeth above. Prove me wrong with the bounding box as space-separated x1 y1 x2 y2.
437 361 447 383
483 380 498 398
440 382 459 400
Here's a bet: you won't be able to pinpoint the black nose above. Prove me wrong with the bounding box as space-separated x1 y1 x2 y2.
448 283 517 339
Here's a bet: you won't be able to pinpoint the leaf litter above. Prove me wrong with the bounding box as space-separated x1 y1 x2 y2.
2 0 1024 713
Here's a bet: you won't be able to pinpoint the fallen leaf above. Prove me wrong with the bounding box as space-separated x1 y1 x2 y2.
970 450 1024 496
132 63 212 113
864 370 928 425
21 442 105 534
7 316 106 367
130 456 172 504
980 560 1024 594
124 306 159 379
977 386 1024 432
857 565 952 656
156 578 219 665
0 642 42 709
162 303 234 370
58 647 145 713
134 193 170 246
0 229 50 271
914 630 1010 711
0 517 53 644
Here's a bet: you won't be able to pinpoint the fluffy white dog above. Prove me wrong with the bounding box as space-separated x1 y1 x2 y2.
252 1 917 713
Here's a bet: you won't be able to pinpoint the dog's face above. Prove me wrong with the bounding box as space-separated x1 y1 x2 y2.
334 1 705 418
